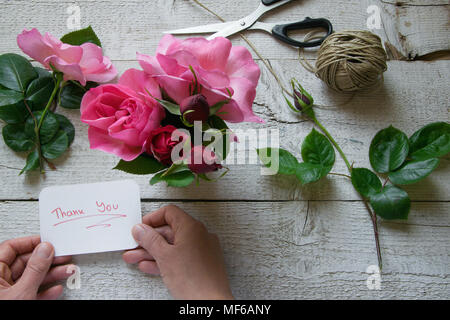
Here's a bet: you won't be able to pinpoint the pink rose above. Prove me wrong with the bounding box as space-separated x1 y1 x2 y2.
145 125 180 165
17 28 117 86
137 35 262 123
80 69 165 161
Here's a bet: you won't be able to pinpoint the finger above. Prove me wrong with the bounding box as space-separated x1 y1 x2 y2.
138 260 160 275
123 248 154 264
154 226 174 244
143 205 194 231
0 235 40 266
16 242 54 293
0 261 12 285
10 253 72 281
42 264 75 286
37 285 63 300
132 224 169 259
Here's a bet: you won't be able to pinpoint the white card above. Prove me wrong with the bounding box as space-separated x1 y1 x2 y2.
39 180 142 257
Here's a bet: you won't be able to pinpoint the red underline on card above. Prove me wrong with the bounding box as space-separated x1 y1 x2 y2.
53 214 127 229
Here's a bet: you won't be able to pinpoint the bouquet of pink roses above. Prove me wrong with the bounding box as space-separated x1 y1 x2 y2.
80 35 262 187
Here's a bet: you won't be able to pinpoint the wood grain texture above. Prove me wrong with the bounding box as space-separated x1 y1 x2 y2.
0 0 449 300
0 60 448 201
0 201 448 299
0 0 448 60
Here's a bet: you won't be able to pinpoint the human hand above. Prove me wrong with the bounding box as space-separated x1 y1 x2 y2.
0 236 73 300
123 205 233 300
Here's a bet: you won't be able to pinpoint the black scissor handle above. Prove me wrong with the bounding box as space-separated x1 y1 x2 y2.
272 17 333 48
262 0 285 5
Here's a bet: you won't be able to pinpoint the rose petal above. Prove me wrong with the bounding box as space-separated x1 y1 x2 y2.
226 46 260 86
167 37 232 72
88 126 143 161
119 68 161 98
17 29 55 66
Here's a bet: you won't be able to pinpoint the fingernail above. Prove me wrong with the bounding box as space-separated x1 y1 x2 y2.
35 242 53 259
132 224 146 241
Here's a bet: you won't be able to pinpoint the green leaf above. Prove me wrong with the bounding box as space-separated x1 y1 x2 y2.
0 53 37 92
369 126 409 173
301 128 335 167
25 75 55 111
2 123 34 152
370 185 411 220
0 101 28 124
149 169 195 187
41 130 69 159
409 122 450 161
54 114 75 146
295 162 331 185
34 67 51 78
60 81 97 109
24 111 59 144
0 87 23 106
20 149 39 175
257 148 299 175
60 26 102 47
163 170 195 187
208 115 229 131
388 158 440 185
114 155 167 175
351 168 382 198
150 171 165 185
156 98 181 116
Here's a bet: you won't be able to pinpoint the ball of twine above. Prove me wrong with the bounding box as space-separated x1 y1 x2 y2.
302 31 388 93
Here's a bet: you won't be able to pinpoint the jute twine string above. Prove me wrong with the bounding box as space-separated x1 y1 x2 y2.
300 31 388 93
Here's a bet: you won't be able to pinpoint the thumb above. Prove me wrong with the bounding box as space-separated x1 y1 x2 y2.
16 242 54 294
132 224 169 259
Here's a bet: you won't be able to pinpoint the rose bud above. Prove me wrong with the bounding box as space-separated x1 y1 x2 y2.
145 125 179 165
188 145 223 174
293 89 313 111
180 94 209 124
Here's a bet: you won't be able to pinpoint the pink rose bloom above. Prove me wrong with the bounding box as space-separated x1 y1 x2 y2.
17 28 117 86
137 35 262 123
145 125 180 165
80 69 165 161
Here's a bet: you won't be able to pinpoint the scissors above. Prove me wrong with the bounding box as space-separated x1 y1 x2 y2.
164 0 333 48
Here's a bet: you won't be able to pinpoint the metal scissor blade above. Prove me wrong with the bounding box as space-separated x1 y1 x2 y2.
164 22 236 35
207 23 249 40
207 0 293 40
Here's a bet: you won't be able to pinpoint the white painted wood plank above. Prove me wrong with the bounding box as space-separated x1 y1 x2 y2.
374 0 450 58
0 0 448 60
0 60 448 201
0 200 448 299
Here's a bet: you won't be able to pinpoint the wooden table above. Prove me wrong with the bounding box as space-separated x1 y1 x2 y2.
0 0 448 299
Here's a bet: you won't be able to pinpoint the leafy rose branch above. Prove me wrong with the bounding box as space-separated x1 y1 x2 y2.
258 80 450 271
0 26 111 174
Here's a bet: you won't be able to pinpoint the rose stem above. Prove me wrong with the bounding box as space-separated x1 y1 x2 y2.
309 114 383 271
35 73 62 173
